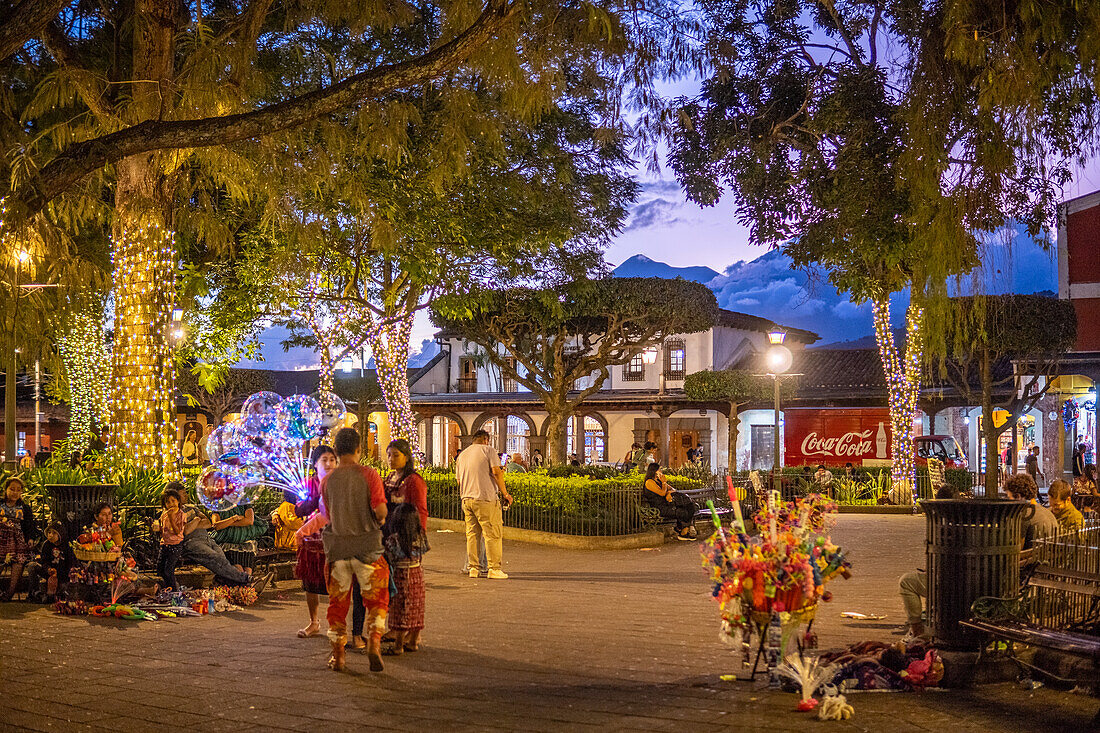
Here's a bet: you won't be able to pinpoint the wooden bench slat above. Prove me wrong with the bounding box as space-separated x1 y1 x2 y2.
960 620 1100 659
1029 576 1100 598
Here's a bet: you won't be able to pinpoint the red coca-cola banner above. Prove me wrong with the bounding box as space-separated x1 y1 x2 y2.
784 408 892 467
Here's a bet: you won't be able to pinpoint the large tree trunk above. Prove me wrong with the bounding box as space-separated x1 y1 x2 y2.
727 402 740 473
544 409 569 466
871 296 924 501
367 314 418 455
109 0 179 471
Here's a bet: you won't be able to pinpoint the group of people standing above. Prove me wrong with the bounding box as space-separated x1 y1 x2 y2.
288 428 429 673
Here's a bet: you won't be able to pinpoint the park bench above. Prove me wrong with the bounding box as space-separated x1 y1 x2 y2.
640 478 744 535
962 563 1100 692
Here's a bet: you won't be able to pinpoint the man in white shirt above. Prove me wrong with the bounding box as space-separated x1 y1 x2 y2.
456 430 513 579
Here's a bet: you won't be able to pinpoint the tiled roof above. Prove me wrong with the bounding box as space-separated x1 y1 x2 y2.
715 309 820 344
433 308 820 343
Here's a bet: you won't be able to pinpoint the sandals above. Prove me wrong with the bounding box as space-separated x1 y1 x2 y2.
297 624 322 638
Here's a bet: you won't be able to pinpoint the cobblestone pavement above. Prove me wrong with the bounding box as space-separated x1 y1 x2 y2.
1 514 1096 732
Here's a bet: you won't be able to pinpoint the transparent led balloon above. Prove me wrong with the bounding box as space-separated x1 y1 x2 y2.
195 465 246 512
276 394 323 442
310 390 347 434
241 390 282 418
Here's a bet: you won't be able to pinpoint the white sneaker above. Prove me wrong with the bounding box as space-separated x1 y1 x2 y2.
469 569 480 578
487 569 509 580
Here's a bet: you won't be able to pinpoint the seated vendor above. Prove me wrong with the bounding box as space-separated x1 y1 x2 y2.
270 490 305 551
210 499 264 574
177 486 272 592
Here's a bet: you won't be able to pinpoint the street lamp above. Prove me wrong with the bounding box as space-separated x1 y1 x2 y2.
766 331 793 495
640 345 665 395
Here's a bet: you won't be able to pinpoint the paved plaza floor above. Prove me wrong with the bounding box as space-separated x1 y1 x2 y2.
1 514 1097 732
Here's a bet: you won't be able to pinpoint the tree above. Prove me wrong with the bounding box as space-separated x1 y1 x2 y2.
247 84 635 455
901 1 1100 261
49 299 111 453
2 0 697 470
683 369 787 472
931 295 1077 497
669 0 975 493
177 367 275 426
432 277 719 464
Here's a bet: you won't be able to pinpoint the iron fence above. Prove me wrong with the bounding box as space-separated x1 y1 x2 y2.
424 475 663 537
1030 521 1100 632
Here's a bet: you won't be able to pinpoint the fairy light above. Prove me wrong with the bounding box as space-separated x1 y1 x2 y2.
110 221 178 473
366 312 420 457
872 299 924 494
58 305 111 452
300 275 369 396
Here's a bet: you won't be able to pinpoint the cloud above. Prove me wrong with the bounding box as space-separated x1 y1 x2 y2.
624 197 686 232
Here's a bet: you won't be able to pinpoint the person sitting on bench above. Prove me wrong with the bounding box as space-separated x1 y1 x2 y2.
642 463 697 541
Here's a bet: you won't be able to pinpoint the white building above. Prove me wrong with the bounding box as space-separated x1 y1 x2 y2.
407 310 819 469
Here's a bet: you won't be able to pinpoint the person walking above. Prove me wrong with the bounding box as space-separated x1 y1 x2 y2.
1025 446 1044 488
321 427 389 673
456 429 512 580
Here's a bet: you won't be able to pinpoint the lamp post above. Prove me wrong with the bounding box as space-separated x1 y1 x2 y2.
766 329 792 495
5 248 30 465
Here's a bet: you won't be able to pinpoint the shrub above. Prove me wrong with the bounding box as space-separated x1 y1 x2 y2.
423 470 702 535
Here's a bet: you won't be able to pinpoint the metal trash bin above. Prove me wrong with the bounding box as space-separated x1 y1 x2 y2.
47 484 118 541
923 499 1031 650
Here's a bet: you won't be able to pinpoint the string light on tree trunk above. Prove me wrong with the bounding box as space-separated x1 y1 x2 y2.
59 304 111 453
367 312 420 458
111 221 178 473
872 298 924 497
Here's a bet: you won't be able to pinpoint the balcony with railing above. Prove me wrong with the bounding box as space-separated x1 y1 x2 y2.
457 376 478 393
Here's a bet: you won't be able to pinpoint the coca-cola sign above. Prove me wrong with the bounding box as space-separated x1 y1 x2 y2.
785 408 892 466
800 430 875 459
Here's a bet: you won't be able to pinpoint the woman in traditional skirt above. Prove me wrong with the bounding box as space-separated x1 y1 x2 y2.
293 445 336 638
381 439 429 653
1 477 39 601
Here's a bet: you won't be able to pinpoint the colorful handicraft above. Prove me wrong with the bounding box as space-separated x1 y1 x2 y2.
701 492 851 675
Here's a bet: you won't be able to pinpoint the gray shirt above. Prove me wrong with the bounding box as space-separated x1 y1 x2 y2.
1024 503 1060 549
321 464 385 563
456 443 501 502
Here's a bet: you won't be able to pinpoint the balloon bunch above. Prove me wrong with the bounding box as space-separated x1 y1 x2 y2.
198 390 346 511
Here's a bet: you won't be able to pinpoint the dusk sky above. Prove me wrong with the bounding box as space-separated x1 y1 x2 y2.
238 72 1100 371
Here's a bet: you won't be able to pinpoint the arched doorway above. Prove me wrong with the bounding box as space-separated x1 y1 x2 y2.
567 413 607 463
472 412 537 462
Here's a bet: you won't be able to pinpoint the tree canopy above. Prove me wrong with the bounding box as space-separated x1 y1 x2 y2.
432 276 719 463
932 294 1077 496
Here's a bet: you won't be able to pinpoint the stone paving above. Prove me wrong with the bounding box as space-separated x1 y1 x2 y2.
1 514 1097 732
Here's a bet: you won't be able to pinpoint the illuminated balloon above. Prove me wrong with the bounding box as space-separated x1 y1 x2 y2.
205 423 242 465
276 394 323 442
241 391 282 418
195 465 245 512
310 391 347 433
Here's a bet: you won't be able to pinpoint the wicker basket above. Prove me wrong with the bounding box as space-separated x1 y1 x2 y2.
73 547 122 563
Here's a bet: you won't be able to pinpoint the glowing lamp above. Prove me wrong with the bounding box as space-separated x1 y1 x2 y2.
641 346 659 365
767 328 786 345
766 345 792 374
15 249 29 263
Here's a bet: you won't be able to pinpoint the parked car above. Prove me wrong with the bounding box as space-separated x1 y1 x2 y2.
914 435 967 470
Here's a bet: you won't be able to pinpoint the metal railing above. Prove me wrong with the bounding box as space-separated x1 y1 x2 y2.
1029 522 1100 632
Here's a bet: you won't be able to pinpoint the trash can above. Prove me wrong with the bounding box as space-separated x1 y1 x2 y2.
47 484 118 541
923 499 1031 650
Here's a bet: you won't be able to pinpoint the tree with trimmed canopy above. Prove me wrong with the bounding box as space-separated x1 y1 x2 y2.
683 369 791 473
930 295 1077 498
432 277 719 464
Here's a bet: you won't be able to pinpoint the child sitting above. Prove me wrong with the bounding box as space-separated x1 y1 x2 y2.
31 522 73 603
1049 479 1084 532
154 486 187 590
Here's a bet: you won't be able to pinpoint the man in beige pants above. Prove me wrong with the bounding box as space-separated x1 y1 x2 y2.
456 429 513 579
